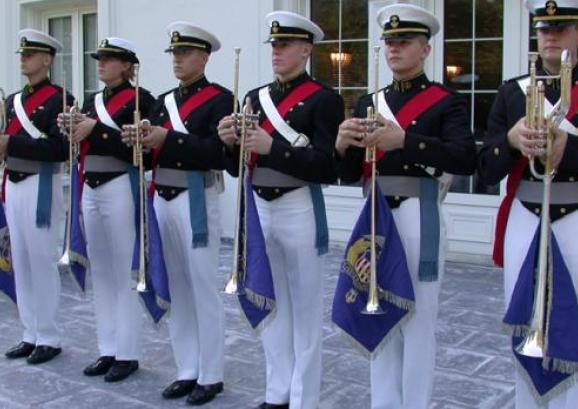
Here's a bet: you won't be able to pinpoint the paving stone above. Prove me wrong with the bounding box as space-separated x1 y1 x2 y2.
0 243 516 408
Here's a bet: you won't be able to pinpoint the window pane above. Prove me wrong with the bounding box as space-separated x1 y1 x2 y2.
444 41 473 91
342 0 368 40
312 42 340 88
83 13 98 101
475 0 503 38
444 0 472 39
341 89 366 119
475 40 502 89
311 0 339 41
340 41 368 87
473 92 495 141
49 16 72 89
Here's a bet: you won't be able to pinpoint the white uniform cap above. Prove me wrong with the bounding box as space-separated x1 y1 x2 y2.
165 21 221 53
264 11 324 43
525 1 578 28
376 3 440 40
91 37 139 63
17 29 63 55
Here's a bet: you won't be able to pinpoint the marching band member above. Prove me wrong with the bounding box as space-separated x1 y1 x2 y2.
335 3 475 409
65 37 155 382
2 29 71 364
479 1 578 408
136 22 233 405
218 11 344 409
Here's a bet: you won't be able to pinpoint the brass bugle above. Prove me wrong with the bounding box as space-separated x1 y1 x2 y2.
223 96 257 295
361 46 385 316
516 49 572 357
130 63 150 293
57 72 81 277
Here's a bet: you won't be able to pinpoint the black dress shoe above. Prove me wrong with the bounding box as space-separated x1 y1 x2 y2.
26 346 62 364
186 382 223 405
83 356 115 376
104 360 139 382
5 342 35 359
162 379 197 399
256 403 290 409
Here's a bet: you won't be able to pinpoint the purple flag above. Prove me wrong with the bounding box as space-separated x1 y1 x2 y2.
332 184 415 355
0 202 15 303
129 168 170 323
504 224 578 401
67 159 89 291
237 175 276 330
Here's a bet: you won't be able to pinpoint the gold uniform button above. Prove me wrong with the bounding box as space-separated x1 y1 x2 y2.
403 165 409 171
177 162 182 168
257 188 262 194
421 84 426 89
171 189 176 195
561 207 567 215
284 151 291 158
289 108 294 112
493 147 500 156
286 120 291 125
159 189 164 195
534 207 540 214
570 177 575 182
178 139 184 144
96 180 100 186
411 120 417 126
18 173 24 177
418 142 426 150
274 188 280 194
102 133 109 139
160 112 165 117
394 195 400 201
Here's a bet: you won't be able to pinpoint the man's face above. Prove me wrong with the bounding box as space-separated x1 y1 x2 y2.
537 24 578 66
97 56 131 83
20 51 51 77
384 36 430 75
171 48 208 82
271 40 312 77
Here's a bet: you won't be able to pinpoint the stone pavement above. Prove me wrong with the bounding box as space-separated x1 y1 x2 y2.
0 242 514 409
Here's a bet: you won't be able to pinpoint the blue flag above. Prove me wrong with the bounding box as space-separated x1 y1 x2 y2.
0 202 16 303
67 159 89 291
132 194 171 324
504 224 578 401
237 176 276 330
332 183 415 356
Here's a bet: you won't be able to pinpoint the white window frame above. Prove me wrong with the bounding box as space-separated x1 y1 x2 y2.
41 5 97 106
430 0 529 207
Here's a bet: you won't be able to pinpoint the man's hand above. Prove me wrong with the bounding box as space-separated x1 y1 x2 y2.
217 115 239 150
71 117 96 143
507 117 544 157
364 114 405 152
141 123 168 149
245 124 273 155
335 118 365 158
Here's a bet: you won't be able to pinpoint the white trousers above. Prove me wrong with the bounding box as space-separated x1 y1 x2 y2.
154 186 224 384
504 199 578 409
256 187 324 409
5 174 65 347
370 198 445 409
82 174 143 360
